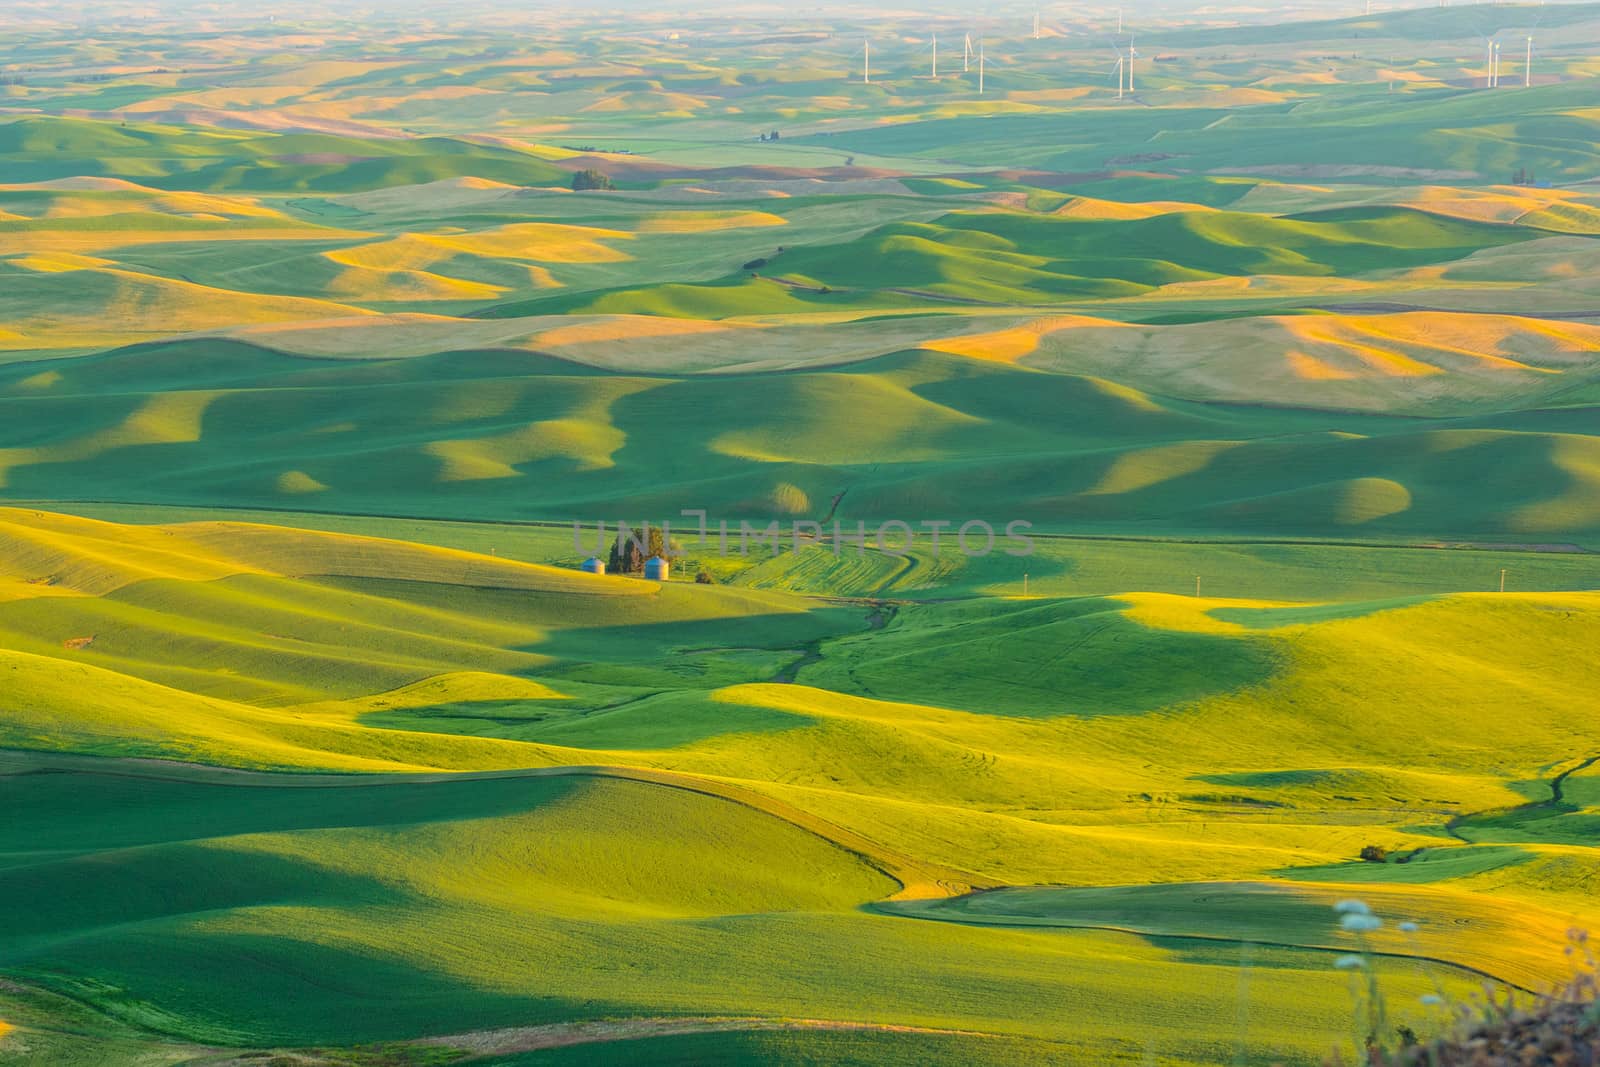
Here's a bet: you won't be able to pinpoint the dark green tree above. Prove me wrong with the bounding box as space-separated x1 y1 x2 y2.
608 524 671 574
572 168 615 192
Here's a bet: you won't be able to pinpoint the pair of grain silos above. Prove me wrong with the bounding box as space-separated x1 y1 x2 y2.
580 556 669 580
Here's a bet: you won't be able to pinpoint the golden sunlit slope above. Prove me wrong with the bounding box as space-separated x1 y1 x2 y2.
1 341 1596 541
1233 182 1600 232
178 304 1600 414
207 311 760 362
0 506 662 604
0 509 1594 889
0 511 1594 890
0 507 1597 1061
0 257 373 350
0 751 1484 1067
980 311 1600 413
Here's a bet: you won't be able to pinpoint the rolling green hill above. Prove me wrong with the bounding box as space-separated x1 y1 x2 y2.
1 510 1596 1064
0 117 568 192
2 9 1600 1065
1 342 1596 543
799 86 1600 182
743 207 1534 301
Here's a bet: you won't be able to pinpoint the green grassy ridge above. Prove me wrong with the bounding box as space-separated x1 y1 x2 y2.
473 275 933 320
0 564 861 706
0 501 598 567
0 116 567 192
0 212 321 235
1275 845 1533 884
0 765 896 921
0 572 551 705
2 343 1597 541
1055 174 1264 208
0 338 617 394
765 207 1533 299
60 188 955 317
0 975 219 1064
0 752 591 855
479 204 1535 314
364 687 813 750
875 880 1556 990
796 595 1284 718
29 502 1599 604
798 88 1600 180
0 515 1594 1060
730 536 1600 601
0 750 1397 1063
0 757 892 1046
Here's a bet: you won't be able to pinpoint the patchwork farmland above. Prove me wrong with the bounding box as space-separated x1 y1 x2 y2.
1 1 1599 1064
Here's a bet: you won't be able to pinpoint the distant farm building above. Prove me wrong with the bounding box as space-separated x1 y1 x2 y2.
580 557 606 574
644 556 670 581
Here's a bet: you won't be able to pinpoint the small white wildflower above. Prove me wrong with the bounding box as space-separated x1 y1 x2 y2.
1341 913 1383 932
1334 954 1365 970
1334 899 1372 915
1420 994 1444 1006
1398 921 1419 933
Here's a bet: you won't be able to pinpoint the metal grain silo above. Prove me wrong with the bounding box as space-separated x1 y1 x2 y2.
643 555 670 581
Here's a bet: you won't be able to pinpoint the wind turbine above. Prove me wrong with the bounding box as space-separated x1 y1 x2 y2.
931 32 938 78
964 33 973 73
1524 34 1533 86
863 39 871 84
1033 11 1041 39
1109 34 1135 97
979 38 986 93
1104 12 1134 98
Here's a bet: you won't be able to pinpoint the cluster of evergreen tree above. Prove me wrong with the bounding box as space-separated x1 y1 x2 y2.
607 525 671 574
572 168 614 191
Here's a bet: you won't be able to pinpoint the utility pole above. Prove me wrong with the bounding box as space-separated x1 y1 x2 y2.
1500 568 1507 593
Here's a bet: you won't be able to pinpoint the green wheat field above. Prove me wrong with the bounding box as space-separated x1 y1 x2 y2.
1 0 1598 1063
